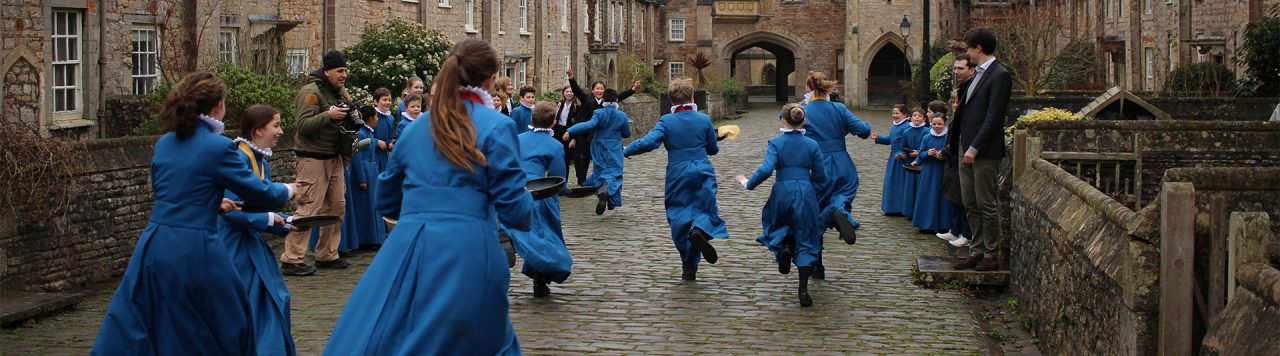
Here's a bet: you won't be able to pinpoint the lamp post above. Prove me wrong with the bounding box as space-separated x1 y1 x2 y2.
900 17 912 105
919 0 932 105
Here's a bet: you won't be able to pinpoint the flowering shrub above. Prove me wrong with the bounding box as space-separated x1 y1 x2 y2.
344 19 452 106
1006 107 1093 137
134 64 299 135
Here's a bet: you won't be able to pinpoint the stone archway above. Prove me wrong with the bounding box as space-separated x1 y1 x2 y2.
2 53 41 128
721 31 806 102
862 33 913 106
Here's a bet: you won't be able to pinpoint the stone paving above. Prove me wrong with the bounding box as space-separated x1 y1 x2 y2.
1 104 982 355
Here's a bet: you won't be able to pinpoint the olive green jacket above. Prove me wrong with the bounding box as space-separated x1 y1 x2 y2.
293 71 351 157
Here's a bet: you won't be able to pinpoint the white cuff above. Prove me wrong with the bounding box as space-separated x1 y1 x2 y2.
283 183 295 200
265 213 275 227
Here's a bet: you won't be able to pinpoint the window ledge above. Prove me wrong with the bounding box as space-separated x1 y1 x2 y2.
520 30 533 36
50 117 95 130
437 4 452 8
669 39 685 43
498 30 506 35
465 27 479 34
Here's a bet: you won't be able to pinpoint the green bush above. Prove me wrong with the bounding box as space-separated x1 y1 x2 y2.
618 52 655 92
1237 14 1280 96
343 19 452 105
133 64 299 135
718 78 745 104
1164 62 1237 95
930 52 955 100
536 90 562 102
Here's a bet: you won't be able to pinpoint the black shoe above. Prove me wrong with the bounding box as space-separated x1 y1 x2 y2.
798 266 814 307
607 200 616 210
778 244 793 275
499 231 517 268
315 258 350 269
833 211 857 245
689 228 718 264
681 264 697 281
280 262 316 276
595 187 608 215
532 275 551 298
812 263 826 280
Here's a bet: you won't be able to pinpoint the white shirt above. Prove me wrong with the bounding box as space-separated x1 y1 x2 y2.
964 56 997 104
558 101 572 126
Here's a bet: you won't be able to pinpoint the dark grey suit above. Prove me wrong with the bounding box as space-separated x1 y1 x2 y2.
951 58 1012 259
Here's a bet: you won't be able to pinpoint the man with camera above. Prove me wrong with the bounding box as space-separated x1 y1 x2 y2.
280 50 358 276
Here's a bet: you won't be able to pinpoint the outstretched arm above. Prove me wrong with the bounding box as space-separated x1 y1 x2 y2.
623 120 667 157
745 142 778 190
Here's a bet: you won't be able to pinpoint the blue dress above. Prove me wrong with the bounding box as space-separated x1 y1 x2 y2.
874 119 912 215
92 120 292 355
217 143 297 356
344 125 388 246
567 105 631 207
899 124 929 219
508 129 573 283
911 130 955 230
323 99 533 355
374 110 396 171
394 112 423 142
745 131 828 268
801 99 872 230
509 103 533 135
623 109 731 268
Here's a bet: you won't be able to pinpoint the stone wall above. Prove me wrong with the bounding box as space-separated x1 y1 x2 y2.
1200 263 1280 355
0 134 298 293
620 93 658 143
1010 94 1279 122
1021 120 1280 204
97 97 151 139
1010 158 1157 355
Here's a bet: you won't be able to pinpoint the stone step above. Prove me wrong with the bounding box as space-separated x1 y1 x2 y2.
913 256 1010 287
1 291 85 326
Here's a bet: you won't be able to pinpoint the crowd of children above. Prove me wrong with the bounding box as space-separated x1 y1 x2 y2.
93 34 982 354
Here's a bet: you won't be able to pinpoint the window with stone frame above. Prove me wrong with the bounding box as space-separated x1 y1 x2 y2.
593 1 602 41
131 26 161 96
520 0 531 34
561 0 569 32
582 0 589 34
611 1 619 43
1144 47 1155 90
218 29 237 64
518 61 527 87
286 49 308 75
465 0 476 31
438 0 450 7
639 6 645 43
52 10 82 113
669 18 685 42
669 61 684 80
497 0 504 34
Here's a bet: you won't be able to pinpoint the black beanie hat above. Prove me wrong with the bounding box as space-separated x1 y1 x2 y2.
322 50 348 71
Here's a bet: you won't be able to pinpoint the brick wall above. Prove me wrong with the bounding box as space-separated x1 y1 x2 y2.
0 134 298 293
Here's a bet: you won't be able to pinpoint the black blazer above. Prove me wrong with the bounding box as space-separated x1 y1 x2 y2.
567 78 635 125
952 60 1012 160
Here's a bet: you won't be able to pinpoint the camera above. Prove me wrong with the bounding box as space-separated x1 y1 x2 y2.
335 100 366 131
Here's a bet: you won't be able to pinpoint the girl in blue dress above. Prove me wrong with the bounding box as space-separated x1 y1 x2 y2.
871 104 912 216
218 104 298 356
344 108 388 247
801 71 871 252
735 103 828 307
509 101 574 298
567 88 631 216
624 78 731 281
909 113 955 232
323 39 534 356
899 108 929 219
92 72 294 355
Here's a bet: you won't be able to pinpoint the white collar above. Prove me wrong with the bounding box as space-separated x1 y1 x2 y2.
601 102 618 108
198 114 225 134
531 127 554 134
401 112 418 121
364 124 374 132
931 127 949 137
521 102 534 110
669 103 697 114
233 137 273 157
977 56 996 72
892 117 908 126
910 121 926 128
375 107 392 116
459 85 496 110
779 127 806 134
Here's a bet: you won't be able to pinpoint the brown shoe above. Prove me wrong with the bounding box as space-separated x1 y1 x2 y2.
974 258 1001 271
952 255 983 270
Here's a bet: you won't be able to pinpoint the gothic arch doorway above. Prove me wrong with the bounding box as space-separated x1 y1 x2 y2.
866 44 911 106
723 31 804 102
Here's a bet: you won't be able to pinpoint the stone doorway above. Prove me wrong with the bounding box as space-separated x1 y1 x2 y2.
723 32 803 103
866 44 911 106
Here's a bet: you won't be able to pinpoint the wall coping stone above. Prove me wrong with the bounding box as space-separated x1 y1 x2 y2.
1029 158 1140 233
1023 120 1280 132
1237 263 1280 307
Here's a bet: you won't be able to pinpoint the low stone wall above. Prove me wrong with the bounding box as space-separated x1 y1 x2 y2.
1009 94 1277 122
0 134 298 292
1200 263 1280 355
1011 157 1157 355
97 96 151 139
619 93 660 143
1022 120 1280 205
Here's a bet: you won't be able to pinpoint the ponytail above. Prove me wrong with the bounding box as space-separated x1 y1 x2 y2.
429 40 499 172
160 72 227 139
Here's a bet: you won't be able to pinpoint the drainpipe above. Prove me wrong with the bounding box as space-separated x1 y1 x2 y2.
98 0 108 138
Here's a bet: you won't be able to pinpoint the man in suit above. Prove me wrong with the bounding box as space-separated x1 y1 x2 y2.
951 28 1012 272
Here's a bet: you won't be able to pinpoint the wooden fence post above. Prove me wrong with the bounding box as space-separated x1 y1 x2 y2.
1159 182 1195 356
1206 196 1228 324
1227 212 1274 302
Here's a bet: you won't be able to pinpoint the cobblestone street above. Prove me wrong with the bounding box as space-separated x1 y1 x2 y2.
2 104 982 354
